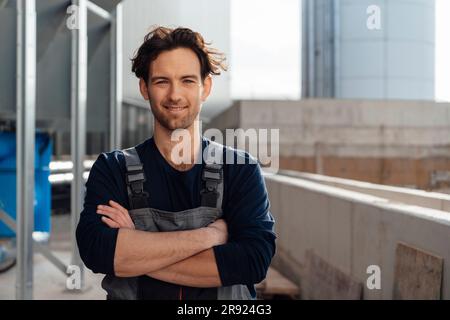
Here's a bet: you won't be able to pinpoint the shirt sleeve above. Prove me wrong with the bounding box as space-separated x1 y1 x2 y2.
75 152 128 275
213 155 277 286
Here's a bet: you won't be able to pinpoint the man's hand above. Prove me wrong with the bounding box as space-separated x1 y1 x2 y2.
97 200 135 229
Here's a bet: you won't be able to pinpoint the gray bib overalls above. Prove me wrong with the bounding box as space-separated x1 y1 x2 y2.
102 141 254 300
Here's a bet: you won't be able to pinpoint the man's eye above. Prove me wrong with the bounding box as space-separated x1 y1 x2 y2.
184 79 195 83
155 81 168 85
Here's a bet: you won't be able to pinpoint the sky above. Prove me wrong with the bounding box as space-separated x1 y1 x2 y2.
231 0 450 102
230 0 301 100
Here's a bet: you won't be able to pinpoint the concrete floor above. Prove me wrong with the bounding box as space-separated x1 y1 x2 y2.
0 214 106 300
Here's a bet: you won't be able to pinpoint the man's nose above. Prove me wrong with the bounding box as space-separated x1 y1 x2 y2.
168 83 182 103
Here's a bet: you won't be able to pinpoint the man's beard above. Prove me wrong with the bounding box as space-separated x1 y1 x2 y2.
145 86 200 130
150 103 198 131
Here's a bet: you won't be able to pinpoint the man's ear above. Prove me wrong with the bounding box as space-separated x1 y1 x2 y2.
201 76 212 102
139 78 150 100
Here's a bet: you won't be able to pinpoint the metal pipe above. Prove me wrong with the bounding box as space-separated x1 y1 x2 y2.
34 243 68 276
86 0 111 21
301 0 316 98
110 3 123 150
0 209 69 276
301 0 308 98
308 0 315 97
70 0 87 288
0 209 17 234
333 0 341 98
16 0 36 300
324 0 335 97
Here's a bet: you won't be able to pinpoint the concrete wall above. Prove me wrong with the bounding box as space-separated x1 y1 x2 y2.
265 174 450 299
208 99 450 188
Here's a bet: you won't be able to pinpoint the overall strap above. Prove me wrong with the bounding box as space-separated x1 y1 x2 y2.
122 147 149 209
201 141 224 209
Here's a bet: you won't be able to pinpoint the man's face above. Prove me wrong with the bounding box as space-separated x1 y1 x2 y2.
139 47 212 131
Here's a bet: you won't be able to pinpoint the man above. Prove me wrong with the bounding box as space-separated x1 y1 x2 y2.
76 26 276 300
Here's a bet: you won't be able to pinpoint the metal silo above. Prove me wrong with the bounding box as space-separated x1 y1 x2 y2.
302 0 435 100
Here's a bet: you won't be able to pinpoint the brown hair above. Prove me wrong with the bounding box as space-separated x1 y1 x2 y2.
131 26 227 84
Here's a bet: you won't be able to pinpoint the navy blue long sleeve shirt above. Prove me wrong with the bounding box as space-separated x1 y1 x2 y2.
76 136 276 290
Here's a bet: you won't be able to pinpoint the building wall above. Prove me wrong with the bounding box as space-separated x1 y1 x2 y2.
208 99 450 189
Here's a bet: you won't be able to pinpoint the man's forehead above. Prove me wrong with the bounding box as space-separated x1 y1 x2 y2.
149 48 201 77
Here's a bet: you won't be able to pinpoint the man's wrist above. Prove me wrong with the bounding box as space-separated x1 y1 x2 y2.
201 226 219 248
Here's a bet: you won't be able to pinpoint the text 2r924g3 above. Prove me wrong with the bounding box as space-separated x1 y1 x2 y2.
221 304 271 315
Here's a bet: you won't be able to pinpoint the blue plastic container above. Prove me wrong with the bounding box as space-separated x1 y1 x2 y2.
0 132 52 237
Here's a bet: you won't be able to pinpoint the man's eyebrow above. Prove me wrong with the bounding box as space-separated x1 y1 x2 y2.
150 76 169 82
180 75 200 80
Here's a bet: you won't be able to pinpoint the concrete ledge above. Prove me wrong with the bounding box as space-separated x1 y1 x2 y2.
265 174 450 299
280 170 450 212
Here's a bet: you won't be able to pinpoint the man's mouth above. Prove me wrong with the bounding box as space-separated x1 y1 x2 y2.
163 105 188 113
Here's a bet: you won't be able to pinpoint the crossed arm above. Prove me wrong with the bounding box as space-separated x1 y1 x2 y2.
97 200 227 287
